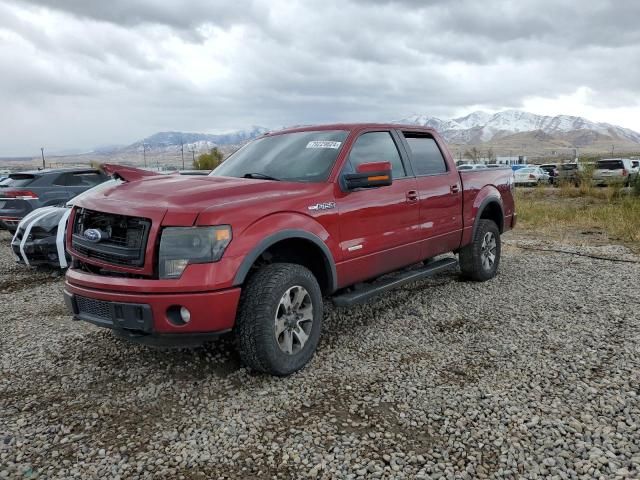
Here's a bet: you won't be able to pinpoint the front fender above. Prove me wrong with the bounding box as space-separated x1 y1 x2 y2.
224 212 339 291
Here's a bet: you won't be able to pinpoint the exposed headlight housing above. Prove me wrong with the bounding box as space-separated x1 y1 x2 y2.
159 226 232 279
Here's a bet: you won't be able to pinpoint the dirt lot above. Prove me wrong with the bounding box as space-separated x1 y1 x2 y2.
1 229 639 479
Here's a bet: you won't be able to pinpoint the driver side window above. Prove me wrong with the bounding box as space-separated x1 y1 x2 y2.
346 132 406 179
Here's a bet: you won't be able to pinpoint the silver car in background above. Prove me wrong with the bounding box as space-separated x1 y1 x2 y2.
514 167 551 186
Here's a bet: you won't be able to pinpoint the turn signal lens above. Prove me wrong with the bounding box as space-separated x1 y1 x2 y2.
216 228 231 241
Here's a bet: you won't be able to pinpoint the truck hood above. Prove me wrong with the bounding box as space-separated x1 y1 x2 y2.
74 174 327 224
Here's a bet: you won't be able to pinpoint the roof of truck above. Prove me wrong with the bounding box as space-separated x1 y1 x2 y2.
267 123 439 136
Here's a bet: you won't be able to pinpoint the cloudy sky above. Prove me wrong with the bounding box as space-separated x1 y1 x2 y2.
1 0 639 155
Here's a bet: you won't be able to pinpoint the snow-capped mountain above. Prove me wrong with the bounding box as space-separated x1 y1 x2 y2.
394 110 640 145
98 126 270 156
81 111 639 165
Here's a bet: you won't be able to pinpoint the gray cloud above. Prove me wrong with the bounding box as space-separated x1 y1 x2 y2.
0 0 639 155
15 0 267 32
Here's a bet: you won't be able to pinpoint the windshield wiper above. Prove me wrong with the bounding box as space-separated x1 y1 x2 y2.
243 172 280 181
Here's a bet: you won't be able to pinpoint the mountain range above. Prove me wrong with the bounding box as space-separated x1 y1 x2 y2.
394 110 640 146
94 126 270 156
4 110 639 167
103 110 639 161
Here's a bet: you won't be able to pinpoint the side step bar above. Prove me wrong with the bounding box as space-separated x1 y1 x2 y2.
332 257 458 307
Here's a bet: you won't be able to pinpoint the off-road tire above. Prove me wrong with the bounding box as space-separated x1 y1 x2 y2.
235 263 323 376
459 219 501 281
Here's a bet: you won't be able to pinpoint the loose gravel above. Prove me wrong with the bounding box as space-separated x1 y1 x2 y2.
1 230 639 479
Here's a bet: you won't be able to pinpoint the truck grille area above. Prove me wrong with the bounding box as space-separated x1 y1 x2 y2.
75 295 111 320
72 208 151 267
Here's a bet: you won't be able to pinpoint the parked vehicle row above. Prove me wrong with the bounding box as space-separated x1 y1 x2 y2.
458 158 640 187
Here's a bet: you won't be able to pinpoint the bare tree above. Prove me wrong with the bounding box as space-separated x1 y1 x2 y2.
464 147 481 164
487 147 496 164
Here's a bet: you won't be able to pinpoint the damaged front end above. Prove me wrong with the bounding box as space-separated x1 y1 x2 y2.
11 206 71 268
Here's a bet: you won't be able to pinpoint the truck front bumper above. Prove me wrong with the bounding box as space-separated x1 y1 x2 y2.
64 279 241 347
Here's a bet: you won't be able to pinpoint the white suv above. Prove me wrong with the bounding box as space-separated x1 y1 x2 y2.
592 158 638 186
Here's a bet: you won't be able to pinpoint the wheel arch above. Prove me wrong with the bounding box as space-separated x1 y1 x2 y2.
233 229 338 295
472 195 505 240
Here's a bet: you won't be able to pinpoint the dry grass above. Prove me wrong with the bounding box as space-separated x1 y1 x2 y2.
515 186 640 251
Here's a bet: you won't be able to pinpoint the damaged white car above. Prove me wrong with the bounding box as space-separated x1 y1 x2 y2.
11 179 121 268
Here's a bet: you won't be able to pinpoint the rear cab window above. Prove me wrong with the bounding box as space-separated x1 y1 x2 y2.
401 133 448 176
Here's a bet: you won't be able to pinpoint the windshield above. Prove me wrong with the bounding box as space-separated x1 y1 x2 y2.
212 130 349 182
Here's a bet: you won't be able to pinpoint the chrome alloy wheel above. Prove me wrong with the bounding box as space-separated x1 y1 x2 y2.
274 285 313 355
481 231 497 271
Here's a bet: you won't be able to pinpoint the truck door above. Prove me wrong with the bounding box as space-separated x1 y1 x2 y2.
335 130 421 287
397 131 463 258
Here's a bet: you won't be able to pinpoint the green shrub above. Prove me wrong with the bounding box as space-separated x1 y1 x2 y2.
193 148 223 170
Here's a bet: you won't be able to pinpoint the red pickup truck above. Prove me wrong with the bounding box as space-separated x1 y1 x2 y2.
63 124 515 375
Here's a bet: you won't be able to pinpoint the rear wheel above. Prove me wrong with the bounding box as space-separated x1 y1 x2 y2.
459 219 501 281
235 263 323 376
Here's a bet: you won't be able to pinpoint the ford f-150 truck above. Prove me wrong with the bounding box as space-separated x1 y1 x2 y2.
64 124 516 375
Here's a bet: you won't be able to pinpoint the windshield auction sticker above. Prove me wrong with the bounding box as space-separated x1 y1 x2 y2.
306 141 342 149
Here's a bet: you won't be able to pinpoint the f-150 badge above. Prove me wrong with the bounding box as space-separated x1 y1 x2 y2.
307 202 336 211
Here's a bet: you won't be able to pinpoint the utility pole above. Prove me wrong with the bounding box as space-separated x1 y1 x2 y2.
40 147 45 169
143 142 148 167
180 138 185 170
611 144 615 157
189 147 195 166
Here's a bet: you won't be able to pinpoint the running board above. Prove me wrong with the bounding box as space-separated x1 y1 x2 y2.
332 257 458 307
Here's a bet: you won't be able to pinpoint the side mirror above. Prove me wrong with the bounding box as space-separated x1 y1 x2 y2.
344 161 393 190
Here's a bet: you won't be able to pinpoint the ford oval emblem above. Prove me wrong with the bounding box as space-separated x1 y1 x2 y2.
84 228 102 243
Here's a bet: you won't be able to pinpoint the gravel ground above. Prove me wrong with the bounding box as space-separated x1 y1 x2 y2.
1 229 639 479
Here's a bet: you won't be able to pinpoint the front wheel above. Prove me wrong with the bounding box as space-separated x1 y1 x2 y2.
459 219 501 281
235 263 323 376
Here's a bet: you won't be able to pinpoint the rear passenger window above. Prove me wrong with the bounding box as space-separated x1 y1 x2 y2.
54 172 104 186
347 132 406 179
52 174 69 186
403 134 448 175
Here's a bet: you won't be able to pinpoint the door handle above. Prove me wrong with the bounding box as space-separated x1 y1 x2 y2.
450 184 460 194
406 190 418 202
